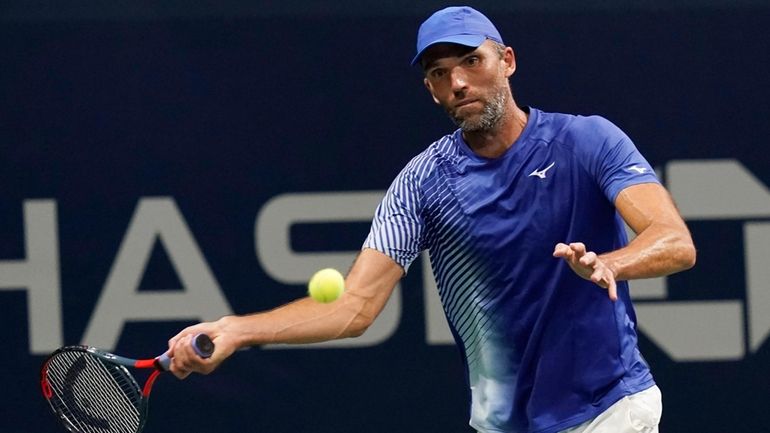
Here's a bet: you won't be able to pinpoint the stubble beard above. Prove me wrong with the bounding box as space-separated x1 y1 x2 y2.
448 81 510 133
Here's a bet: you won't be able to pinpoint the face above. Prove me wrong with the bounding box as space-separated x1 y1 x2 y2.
422 40 515 132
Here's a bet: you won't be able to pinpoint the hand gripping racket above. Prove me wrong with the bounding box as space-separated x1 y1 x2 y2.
40 333 215 433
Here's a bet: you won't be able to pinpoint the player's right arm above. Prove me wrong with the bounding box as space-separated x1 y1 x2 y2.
166 248 403 379
169 160 427 379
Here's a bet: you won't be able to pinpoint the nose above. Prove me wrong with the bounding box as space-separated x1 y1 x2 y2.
448 68 468 95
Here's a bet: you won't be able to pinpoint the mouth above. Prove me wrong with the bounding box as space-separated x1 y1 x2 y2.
454 99 479 109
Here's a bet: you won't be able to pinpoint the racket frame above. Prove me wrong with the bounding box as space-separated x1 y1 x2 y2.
40 334 213 433
40 345 160 433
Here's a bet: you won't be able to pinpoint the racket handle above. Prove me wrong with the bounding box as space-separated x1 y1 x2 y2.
156 333 216 371
192 333 216 357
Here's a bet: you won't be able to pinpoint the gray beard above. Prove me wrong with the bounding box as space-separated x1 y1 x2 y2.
449 86 508 133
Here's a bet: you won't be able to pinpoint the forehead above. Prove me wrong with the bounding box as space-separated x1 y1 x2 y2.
420 40 501 70
420 43 478 69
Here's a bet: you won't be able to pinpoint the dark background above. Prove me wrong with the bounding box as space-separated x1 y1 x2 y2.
1 1 769 432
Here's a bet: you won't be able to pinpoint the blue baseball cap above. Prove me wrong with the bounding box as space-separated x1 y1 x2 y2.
411 6 503 66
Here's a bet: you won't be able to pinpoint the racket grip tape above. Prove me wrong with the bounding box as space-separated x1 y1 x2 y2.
156 333 215 371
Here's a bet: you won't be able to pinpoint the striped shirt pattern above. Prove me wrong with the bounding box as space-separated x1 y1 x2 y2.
363 108 660 433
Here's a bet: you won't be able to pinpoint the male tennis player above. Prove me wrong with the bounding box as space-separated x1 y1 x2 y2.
167 6 695 433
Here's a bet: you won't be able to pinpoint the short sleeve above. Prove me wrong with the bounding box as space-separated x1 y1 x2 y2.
363 169 426 273
578 116 660 203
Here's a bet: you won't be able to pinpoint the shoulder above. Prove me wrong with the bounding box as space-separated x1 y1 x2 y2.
397 132 460 184
535 110 626 146
567 114 627 144
534 111 632 165
375 134 460 215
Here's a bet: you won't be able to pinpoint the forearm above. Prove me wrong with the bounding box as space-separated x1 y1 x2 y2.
220 293 375 348
217 248 403 349
600 222 696 281
166 249 402 378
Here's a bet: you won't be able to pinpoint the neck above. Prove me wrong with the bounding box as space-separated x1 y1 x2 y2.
462 101 529 159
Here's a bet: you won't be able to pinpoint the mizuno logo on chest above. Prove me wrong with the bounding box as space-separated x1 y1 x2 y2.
528 162 556 179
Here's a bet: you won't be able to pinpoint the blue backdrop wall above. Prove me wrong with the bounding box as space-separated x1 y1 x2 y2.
2 2 769 432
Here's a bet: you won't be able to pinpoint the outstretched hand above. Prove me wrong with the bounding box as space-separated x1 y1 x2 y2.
553 242 618 301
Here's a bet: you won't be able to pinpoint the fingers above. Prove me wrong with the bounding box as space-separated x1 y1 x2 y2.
608 278 618 302
171 368 191 380
166 323 221 379
553 242 588 268
569 242 586 256
552 242 586 258
553 243 571 257
169 333 216 378
168 333 193 379
167 325 194 356
580 251 597 267
589 265 604 284
554 241 618 301
592 268 618 301
587 258 618 301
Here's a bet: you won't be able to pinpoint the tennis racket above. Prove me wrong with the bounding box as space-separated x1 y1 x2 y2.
40 333 215 433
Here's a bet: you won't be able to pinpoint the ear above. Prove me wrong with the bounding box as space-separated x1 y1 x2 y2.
423 77 440 105
503 47 517 78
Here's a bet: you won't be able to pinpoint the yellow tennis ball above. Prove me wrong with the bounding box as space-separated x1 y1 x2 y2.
308 268 345 303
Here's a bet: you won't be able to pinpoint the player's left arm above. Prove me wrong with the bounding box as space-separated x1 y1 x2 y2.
554 182 696 300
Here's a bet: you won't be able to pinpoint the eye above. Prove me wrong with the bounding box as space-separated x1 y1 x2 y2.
429 68 446 79
465 56 480 66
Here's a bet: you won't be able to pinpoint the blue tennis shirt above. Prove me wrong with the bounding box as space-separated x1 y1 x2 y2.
363 107 659 433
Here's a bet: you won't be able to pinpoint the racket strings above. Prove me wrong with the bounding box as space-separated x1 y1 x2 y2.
45 351 142 433
47 353 139 433
46 354 136 433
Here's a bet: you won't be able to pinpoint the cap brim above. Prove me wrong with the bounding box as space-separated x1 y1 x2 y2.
411 34 488 66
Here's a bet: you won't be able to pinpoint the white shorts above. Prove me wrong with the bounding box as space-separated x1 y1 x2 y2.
559 385 663 433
